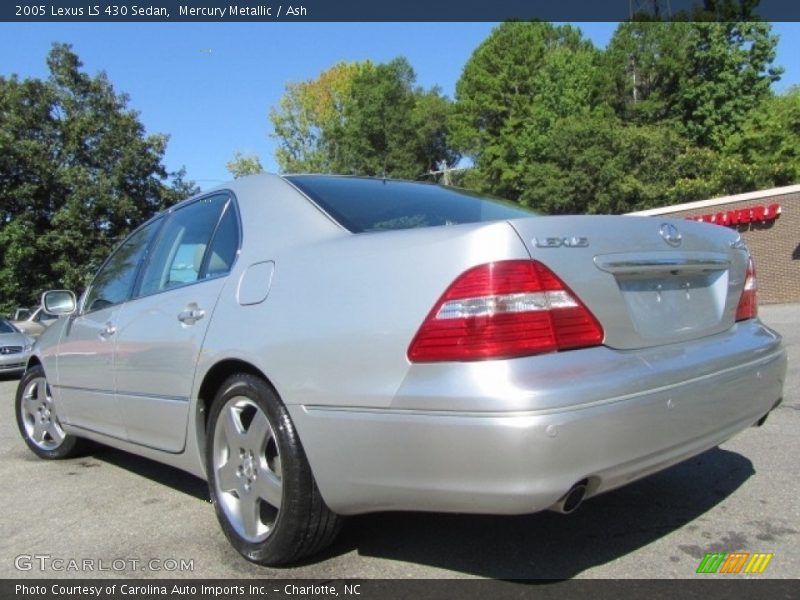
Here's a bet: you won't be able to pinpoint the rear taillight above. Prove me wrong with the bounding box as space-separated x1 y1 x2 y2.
407 260 604 362
735 256 758 321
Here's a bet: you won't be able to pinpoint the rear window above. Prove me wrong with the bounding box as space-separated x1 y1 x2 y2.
284 175 537 233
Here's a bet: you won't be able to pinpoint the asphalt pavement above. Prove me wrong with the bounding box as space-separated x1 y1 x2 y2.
1 304 797 579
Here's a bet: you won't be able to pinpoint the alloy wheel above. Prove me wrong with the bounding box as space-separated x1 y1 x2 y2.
212 396 283 543
20 376 66 451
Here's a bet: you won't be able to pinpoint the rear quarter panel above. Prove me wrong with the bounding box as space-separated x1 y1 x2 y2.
195 183 531 410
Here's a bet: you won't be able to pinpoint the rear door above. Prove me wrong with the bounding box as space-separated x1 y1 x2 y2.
113 194 240 452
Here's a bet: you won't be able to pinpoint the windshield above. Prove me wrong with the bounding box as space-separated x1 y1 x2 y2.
285 175 537 233
0 320 19 334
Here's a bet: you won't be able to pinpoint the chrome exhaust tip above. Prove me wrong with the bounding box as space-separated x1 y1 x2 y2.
549 481 588 514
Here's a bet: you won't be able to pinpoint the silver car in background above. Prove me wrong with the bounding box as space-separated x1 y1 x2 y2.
0 319 33 375
17 174 787 565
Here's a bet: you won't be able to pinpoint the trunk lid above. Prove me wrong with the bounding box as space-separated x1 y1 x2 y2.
507 215 749 350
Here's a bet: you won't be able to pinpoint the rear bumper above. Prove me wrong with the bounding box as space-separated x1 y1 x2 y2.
289 319 786 516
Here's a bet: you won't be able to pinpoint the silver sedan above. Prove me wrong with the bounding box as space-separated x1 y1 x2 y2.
17 174 787 565
0 319 33 375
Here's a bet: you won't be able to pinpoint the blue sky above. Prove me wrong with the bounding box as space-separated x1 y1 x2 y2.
1 22 798 189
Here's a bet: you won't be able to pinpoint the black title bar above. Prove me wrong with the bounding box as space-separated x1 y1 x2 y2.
3 0 800 22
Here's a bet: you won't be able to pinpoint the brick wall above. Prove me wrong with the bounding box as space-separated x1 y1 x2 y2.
630 186 800 304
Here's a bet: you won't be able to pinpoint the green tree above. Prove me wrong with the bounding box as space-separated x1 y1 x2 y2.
450 21 602 202
330 58 457 178
679 21 781 148
453 18 786 215
270 58 457 179
512 110 716 214
717 87 800 189
269 61 364 173
604 20 781 148
0 43 195 312
602 20 689 124
226 152 264 178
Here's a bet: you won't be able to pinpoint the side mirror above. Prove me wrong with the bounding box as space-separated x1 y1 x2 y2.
42 290 77 315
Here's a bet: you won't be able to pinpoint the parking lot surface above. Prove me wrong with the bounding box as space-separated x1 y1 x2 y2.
1 304 797 579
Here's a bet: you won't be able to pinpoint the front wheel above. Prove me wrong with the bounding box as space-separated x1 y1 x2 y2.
16 365 89 459
206 373 342 565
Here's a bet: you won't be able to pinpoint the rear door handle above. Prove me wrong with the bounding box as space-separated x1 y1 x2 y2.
178 304 205 326
98 322 116 340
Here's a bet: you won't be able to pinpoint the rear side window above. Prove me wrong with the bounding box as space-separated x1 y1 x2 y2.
285 176 537 233
138 194 231 297
204 201 240 278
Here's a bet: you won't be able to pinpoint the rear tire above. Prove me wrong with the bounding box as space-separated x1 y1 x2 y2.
206 373 342 565
16 365 89 459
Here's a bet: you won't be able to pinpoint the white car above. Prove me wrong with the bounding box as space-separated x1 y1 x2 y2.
12 306 58 338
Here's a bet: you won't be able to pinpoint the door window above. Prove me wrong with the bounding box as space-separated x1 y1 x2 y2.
83 219 162 313
137 194 234 297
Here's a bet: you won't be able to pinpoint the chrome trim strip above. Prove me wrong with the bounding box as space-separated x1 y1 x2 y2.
595 257 730 273
53 384 189 403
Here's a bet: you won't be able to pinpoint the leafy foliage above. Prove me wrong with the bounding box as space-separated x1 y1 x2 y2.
269 58 457 179
226 152 265 178
719 87 800 189
0 43 195 312
677 21 781 148
449 21 602 201
451 18 788 215
602 20 690 125
270 61 363 174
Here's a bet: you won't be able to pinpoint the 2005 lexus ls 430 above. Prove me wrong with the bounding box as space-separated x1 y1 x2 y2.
17 174 787 565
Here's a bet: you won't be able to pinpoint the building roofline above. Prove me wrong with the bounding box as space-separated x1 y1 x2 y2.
628 183 800 216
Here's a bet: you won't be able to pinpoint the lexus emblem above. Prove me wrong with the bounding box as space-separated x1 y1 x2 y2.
659 223 682 247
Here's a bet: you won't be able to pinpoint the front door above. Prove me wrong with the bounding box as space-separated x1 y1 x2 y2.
55 219 163 438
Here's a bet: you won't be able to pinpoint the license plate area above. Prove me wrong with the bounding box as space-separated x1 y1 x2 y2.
616 271 728 339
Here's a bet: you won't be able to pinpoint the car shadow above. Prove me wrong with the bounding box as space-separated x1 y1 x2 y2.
317 446 755 578
88 443 753 579
91 444 209 501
